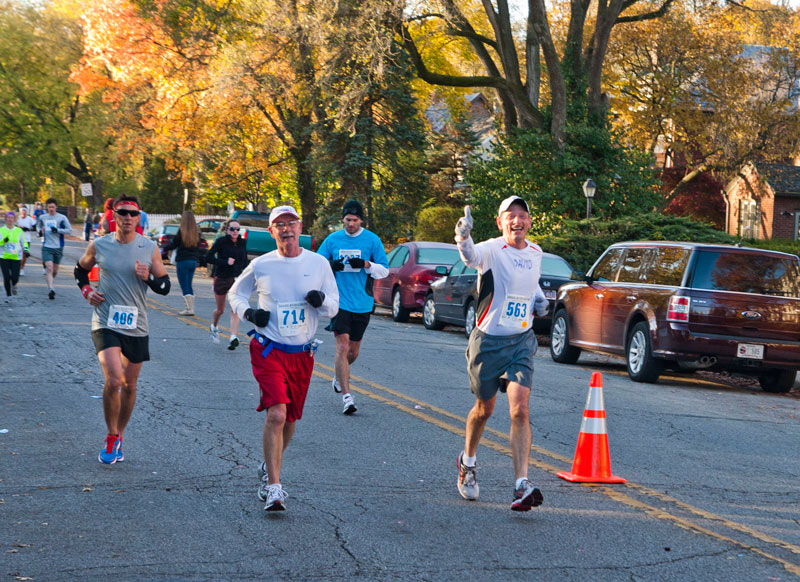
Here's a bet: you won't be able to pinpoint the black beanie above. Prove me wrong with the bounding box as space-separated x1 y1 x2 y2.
342 199 364 220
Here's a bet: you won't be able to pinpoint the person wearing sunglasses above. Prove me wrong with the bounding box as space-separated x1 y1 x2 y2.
74 194 170 465
34 197 72 300
205 220 248 348
228 205 339 511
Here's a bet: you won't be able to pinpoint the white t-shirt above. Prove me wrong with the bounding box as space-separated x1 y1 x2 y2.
228 248 339 345
458 236 545 336
16 215 36 243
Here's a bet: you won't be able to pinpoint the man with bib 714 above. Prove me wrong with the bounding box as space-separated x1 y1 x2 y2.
74 194 171 465
454 196 549 512
228 205 339 512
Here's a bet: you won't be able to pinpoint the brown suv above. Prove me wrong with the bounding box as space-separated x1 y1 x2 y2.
549 242 800 392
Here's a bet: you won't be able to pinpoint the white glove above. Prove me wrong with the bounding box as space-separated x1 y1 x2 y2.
455 206 473 240
534 295 549 317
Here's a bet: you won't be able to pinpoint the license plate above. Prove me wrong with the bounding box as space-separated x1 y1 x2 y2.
737 343 764 360
544 290 556 300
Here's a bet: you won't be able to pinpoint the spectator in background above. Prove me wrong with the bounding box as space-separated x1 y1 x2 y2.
84 208 94 241
16 206 36 276
139 210 150 234
165 211 204 316
33 202 44 222
98 198 115 237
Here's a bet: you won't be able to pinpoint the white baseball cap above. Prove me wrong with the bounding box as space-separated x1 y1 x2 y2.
269 205 300 225
497 195 529 216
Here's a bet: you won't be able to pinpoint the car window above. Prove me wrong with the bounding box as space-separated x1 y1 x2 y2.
541 256 573 278
591 248 623 282
235 215 271 228
617 248 648 283
450 260 466 276
389 246 409 268
689 250 800 297
417 247 459 265
164 225 179 235
644 247 689 286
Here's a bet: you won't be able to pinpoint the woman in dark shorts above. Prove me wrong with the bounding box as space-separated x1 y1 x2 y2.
205 219 248 349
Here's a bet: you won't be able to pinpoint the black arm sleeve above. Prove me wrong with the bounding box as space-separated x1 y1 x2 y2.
74 262 91 288
146 273 171 295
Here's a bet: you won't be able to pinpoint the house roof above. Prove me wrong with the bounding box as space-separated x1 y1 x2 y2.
754 162 800 196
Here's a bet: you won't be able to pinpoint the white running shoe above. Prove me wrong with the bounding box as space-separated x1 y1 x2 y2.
342 393 357 415
332 376 342 393
228 336 239 350
210 325 220 344
457 452 479 501
19 268 24 276
262 481 287 511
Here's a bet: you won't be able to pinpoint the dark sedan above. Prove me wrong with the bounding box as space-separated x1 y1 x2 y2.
423 252 577 336
373 242 461 322
151 224 208 263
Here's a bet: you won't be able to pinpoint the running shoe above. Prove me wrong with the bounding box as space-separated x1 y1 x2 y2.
12 284 17 295
332 376 342 393
48 289 55 300
264 484 287 511
210 325 220 344
257 461 269 482
98 434 120 465
510 479 543 511
228 336 239 350
457 452 479 501
115 434 124 463
19 268 24 276
342 393 357 415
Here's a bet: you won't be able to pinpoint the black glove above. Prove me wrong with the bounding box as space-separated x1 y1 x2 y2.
329 259 344 272
305 290 325 308
50 226 58 233
348 257 365 269
1 237 8 244
244 308 270 327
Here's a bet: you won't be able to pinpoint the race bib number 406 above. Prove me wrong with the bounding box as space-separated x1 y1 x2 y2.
498 294 531 329
107 305 138 330
278 301 308 336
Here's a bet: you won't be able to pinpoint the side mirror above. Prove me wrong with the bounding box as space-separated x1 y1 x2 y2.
435 266 449 276
570 270 585 281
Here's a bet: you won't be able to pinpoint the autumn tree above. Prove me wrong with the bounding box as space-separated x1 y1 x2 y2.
606 0 800 209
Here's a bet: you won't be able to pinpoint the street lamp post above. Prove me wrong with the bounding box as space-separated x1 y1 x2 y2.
583 178 596 220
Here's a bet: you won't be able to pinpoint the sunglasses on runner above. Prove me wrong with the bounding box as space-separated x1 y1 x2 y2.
228 227 240 231
115 209 140 217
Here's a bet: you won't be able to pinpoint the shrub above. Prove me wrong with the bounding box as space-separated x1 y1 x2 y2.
414 206 464 242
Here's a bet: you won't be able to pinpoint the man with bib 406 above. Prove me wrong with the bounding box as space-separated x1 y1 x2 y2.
74 195 171 465
228 205 339 512
454 196 549 512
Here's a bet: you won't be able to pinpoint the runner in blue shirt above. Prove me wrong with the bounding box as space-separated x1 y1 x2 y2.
317 200 388 414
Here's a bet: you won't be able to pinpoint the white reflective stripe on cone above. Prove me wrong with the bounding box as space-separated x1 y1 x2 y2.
578 417 608 435
585 385 605 412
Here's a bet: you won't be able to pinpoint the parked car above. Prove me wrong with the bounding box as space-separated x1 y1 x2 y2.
151 223 208 263
214 211 314 259
549 241 800 392
423 252 577 336
197 219 223 243
373 242 461 322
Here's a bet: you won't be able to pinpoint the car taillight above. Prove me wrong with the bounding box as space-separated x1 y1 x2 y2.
416 271 437 284
240 228 248 240
667 295 690 322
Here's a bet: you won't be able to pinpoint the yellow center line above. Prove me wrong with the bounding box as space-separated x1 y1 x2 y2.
313 361 800 575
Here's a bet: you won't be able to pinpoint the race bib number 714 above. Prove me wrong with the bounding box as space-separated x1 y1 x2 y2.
277 301 308 336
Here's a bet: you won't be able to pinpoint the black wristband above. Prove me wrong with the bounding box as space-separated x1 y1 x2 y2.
74 262 91 288
146 273 171 296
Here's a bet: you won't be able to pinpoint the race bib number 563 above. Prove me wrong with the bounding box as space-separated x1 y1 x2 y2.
498 294 531 329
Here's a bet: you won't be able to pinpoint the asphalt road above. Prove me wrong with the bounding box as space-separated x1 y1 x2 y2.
2 237 799 581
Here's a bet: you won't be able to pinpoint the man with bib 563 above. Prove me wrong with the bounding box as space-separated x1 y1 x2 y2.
228 205 338 511
74 195 170 465
454 196 549 511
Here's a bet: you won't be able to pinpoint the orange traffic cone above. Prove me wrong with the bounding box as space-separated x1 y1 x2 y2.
557 372 626 483
89 265 99 282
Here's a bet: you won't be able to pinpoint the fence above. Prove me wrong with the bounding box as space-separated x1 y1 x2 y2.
146 213 227 234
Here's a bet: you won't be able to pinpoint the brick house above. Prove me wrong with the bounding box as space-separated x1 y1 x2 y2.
723 162 800 241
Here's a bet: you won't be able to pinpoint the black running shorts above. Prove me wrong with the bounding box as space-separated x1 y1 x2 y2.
92 328 150 363
328 309 371 342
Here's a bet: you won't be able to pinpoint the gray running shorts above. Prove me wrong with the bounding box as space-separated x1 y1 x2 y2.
42 247 63 264
465 328 537 401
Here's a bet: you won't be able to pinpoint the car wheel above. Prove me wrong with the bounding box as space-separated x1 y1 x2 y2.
758 369 796 393
626 321 662 383
464 300 476 338
392 288 410 322
550 309 581 364
423 295 444 330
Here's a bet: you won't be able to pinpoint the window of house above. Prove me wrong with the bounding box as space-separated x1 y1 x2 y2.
739 199 760 240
